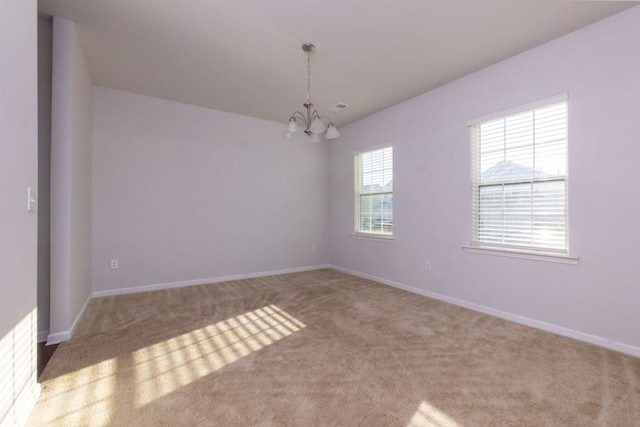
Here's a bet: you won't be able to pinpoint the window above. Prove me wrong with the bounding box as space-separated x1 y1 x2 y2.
355 146 393 237
470 96 568 253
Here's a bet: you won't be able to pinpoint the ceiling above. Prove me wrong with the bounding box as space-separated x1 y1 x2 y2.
38 0 637 128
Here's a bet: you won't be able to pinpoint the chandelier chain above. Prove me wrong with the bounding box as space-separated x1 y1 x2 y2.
306 51 311 104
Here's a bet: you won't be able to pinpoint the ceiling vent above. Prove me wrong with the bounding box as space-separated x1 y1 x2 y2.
329 103 350 112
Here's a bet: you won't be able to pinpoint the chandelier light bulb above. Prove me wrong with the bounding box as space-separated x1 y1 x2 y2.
310 117 327 134
287 118 298 133
325 123 340 139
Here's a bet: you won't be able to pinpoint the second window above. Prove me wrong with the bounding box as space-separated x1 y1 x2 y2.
355 146 393 237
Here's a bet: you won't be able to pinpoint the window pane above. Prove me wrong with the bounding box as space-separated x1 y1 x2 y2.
356 147 393 235
359 193 393 234
471 99 567 252
503 182 533 246
532 180 566 249
479 185 504 244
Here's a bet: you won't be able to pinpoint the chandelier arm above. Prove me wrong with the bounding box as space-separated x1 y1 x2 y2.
311 111 335 125
290 110 313 133
290 111 308 122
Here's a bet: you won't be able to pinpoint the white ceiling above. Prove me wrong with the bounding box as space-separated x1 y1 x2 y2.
38 0 637 128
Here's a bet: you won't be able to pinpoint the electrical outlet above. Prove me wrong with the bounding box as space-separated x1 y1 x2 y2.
425 261 431 271
311 244 317 252
110 259 119 270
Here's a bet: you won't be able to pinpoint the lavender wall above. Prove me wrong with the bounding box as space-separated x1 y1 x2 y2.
37 17 53 341
329 6 640 354
49 17 93 343
92 87 330 293
0 0 39 424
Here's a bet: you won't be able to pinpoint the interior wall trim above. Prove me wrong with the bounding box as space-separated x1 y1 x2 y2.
37 330 49 343
46 295 91 345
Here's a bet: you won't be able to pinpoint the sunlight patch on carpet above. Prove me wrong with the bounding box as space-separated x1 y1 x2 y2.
34 357 117 426
31 305 305 425
407 401 459 427
133 304 306 407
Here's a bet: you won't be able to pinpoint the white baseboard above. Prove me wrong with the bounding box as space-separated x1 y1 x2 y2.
330 265 640 359
91 264 332 298
37 330 49 343
46 295 91 345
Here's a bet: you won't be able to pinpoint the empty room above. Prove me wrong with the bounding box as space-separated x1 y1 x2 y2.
2 0 640 425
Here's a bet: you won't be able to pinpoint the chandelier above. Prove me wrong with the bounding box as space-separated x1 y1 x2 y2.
285 43 340 142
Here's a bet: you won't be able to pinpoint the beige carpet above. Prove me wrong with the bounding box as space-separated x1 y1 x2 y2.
29 269 639 426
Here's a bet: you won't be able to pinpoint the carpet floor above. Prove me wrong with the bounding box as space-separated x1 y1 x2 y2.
29 269 640 426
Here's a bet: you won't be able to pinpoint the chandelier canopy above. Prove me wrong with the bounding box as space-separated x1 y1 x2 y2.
285 43 340 142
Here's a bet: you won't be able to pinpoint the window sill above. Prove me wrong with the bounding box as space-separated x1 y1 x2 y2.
351 233 395 242
462 245 579 265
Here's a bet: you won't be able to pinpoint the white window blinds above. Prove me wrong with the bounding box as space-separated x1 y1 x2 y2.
470 98 568 253
355 147 393 236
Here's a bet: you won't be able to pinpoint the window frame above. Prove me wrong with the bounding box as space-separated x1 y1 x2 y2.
353 145 394 239
468 94 570 256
